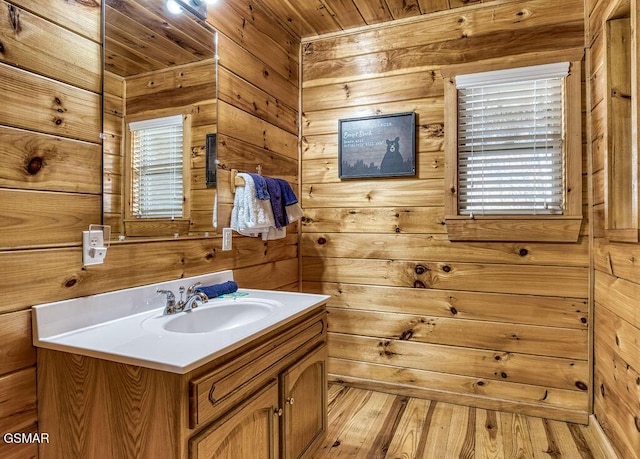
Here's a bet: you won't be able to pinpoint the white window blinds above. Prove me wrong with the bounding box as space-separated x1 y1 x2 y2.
455 62 569 215
129 115 184 218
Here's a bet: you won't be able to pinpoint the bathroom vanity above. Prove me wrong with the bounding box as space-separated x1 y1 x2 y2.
32 271 329 458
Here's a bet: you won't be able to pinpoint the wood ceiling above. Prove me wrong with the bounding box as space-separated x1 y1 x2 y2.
253 0 485 39
105 0 215 77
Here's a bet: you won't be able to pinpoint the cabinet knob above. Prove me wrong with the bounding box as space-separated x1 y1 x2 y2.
274 407 283 417
287 397 295 405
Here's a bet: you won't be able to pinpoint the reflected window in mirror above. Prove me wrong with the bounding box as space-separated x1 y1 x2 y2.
124 113 192 237
130 115 186 218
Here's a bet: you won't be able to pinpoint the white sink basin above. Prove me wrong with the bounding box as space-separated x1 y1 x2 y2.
142 298 282 334
32 270 330 373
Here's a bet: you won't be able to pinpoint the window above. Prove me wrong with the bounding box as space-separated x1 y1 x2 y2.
129 115 186 218
124 114 191 237
443 60 582 242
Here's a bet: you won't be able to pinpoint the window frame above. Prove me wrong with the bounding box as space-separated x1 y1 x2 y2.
123 112 192 237
604 1 639 243
442 59 583 242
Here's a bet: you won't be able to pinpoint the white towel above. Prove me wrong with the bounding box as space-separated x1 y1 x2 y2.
286 202 304 223
231 173 275 238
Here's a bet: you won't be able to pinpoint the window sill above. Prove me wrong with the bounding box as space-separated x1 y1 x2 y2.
604 228 640 243
124 219 191 237
445 216 583 242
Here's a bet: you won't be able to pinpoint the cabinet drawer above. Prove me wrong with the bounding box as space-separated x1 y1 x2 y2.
190 311 326 428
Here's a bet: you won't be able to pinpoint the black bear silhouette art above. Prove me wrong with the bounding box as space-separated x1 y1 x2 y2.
379 137 408 174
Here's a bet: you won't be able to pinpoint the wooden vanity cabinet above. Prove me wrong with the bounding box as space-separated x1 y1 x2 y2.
281 344 327 459
38 306 327 459
190 344 327 459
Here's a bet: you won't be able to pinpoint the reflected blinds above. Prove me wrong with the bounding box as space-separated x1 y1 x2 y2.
455 62 569 215
129 115 184 218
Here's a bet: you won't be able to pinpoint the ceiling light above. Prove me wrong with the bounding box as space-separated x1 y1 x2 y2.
166 0 182 15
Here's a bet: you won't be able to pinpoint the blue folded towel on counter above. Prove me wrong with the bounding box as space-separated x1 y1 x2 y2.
195 281 238 298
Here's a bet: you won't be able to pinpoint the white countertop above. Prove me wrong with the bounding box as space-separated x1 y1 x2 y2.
32 271 329 374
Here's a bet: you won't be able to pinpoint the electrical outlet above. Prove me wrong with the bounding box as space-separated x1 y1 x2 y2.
222 228 233 251
83 229 107 265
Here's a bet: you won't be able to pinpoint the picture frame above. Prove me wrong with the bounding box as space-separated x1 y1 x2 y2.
338 112 416 179
205 133 217 187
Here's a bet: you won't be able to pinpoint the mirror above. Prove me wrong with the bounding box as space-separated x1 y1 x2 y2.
103 0 218 240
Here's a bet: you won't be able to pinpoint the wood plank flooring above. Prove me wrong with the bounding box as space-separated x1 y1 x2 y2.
315 384 617 459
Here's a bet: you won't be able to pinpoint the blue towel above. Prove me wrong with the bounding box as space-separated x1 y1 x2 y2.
248 173 270 200
264 177 287 228
276 179 298 206
195 281 238 298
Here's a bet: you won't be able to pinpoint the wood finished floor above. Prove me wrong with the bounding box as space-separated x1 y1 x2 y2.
315 384 616 459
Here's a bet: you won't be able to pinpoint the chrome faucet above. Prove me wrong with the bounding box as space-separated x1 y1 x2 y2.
183 291 208 312
157 282 209 315
157 288 178 315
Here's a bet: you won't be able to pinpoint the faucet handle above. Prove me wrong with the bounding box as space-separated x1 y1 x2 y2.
187 282 202 295
157 289 175 306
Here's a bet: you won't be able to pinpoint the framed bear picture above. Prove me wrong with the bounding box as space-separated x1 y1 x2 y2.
338 112 416 179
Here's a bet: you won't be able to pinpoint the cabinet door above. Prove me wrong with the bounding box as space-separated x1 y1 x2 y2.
190 380 280 459
280 344 327 459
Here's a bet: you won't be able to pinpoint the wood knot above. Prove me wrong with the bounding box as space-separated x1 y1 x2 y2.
395 227 401 233
26 157 44 175
500 372 507 379
450 307 458 315
442 265 451 273
399 329 413 341
54 118 63 125
263 69 269 77
205 253 214 260
477 381 485 386
64 278 77 288
317 237 327 245
8 5 21 33
413 280 426 288
575 381 588 391
303 43 314 55
519 248 529 256
600 384 605 396
415 264 427 275
580 317 587 324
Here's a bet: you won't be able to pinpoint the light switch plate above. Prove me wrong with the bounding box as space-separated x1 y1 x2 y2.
222 228 232 251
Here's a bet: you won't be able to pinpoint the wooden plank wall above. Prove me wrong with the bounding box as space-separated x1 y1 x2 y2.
0 0 299 457
300 0 591 423
586 0 640 457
